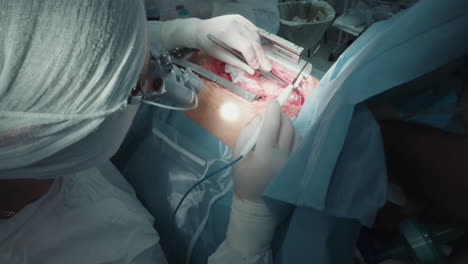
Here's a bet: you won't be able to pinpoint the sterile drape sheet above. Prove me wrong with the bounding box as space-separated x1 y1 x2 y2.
266 0 468 226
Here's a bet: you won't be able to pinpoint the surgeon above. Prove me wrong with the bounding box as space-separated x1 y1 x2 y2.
0 0 298 263
145 0 279 74
144 0 280 34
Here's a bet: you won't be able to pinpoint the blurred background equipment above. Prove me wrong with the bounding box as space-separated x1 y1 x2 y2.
277 1 335 57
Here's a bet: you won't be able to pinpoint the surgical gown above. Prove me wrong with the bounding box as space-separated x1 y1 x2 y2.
0 103 275 264
144 0 280 34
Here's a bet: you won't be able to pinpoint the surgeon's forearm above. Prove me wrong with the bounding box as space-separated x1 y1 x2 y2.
208 198 276 263
225 198 277 256
211 0 280 33
379 119 468 226
145 18 205 52
147 21 164 50
147 19 199 51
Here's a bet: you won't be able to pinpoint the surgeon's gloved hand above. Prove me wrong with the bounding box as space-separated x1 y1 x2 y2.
217 101 300 257
160 15 271 75
232 100 300 203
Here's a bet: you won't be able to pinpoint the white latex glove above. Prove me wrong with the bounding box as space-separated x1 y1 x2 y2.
216 101 300 258
232 100 301 203
160 15 271 74
223 197 277 258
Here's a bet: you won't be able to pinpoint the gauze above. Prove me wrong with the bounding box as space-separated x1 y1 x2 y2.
0 0 147 177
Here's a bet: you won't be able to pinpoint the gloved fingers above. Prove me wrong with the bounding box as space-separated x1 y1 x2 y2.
212 47 256 75
233 115 262 159
227 36 260 71
277 112 295 154
257 100 281 152
239 21 260 43
236 27 271 72
236 15 258 33
224 26 262 71
250 40 271 72
236 19 271 72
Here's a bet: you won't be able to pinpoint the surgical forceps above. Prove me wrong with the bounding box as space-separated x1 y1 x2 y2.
207 34 289 86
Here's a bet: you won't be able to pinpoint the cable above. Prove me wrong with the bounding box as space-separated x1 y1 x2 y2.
166 156 243 261
142 83 199 111
170 155 243 230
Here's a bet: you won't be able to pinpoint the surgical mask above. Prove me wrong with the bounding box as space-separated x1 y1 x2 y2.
128 50 203 111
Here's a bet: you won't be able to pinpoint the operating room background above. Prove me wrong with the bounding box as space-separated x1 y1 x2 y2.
278 0 417 74
114 0 468 263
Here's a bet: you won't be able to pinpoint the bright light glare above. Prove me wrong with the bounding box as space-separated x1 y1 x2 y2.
219 102 240 121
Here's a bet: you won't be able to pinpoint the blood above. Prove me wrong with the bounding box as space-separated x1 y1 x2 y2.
203 59 233 82
189 52 316 117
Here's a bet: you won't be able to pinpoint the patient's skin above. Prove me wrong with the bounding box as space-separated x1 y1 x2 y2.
0 179 55 214
378 119 468 228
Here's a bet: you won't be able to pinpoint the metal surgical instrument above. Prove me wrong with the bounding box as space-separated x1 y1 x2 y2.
207 34 289 86
238 60 310 158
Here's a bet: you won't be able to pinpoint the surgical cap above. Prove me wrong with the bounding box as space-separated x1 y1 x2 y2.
0 0 147 177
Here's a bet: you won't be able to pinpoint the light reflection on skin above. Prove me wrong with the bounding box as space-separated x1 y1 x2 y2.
219 102 240 122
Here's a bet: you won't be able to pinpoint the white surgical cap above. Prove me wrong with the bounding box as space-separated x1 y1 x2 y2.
0 0 147 178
